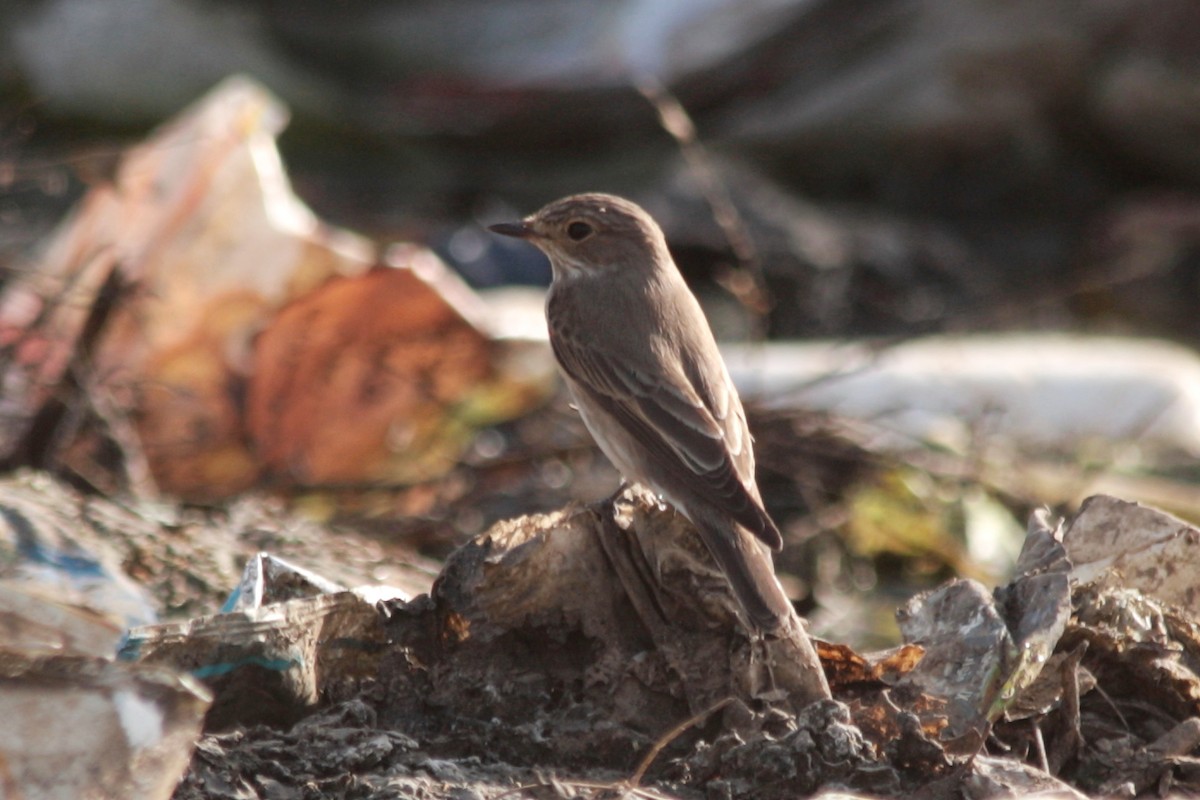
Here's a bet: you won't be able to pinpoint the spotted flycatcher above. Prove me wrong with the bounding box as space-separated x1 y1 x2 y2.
490 193 793 631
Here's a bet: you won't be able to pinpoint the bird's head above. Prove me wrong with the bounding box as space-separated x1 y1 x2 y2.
489 193 670 280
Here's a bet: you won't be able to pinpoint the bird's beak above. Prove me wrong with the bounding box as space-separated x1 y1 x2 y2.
488 221 537 239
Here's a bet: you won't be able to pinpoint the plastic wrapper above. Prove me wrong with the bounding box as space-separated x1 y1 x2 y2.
0 652 211 800
121 552 405 730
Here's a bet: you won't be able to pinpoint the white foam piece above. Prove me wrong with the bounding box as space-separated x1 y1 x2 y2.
723 335 1200 456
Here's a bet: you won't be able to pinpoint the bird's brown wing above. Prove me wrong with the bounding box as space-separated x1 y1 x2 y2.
551 329 782 550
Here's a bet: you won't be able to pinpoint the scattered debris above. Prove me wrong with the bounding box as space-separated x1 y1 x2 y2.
0 652 210 800
0 76 554 502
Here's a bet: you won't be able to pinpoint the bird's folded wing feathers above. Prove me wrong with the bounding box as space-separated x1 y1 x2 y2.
551 331 782 550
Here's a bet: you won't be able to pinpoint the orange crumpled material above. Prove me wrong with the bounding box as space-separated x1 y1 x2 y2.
0 76 550 501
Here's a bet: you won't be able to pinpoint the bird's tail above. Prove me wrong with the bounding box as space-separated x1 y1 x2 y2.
690 508 795 631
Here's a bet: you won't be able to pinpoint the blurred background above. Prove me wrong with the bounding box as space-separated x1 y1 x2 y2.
4 0 1200 648
5 0 1200 342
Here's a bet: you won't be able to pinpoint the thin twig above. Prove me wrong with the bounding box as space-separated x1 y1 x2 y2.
629 696 734 787
489 696 734 800
634 75 771 326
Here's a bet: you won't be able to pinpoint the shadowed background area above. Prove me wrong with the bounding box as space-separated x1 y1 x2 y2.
5 0 1200 647
5 0 1200 343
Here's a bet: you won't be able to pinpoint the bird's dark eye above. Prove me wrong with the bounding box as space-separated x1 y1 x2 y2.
566 221 594 241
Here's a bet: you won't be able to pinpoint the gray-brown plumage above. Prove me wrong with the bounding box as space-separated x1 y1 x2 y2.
489 193 792 631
